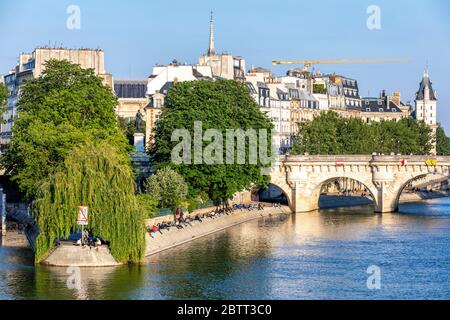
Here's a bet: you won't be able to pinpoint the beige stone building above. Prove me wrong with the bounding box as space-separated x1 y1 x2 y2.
1 47 112 147
358 90 411 123
114 80 148 119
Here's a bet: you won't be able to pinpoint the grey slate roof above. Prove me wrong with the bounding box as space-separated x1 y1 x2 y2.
416 75 437 101
114 80 147 98
361 97 402 113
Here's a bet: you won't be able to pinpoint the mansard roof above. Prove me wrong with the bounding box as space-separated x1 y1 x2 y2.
361 97 402 113
114 80 147 98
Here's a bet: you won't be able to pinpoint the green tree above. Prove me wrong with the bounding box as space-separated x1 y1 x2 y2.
0 83 8 124
1 60 130 200
292 111 432 155
150 80 273 203
145 167 188 210
33 142 145 263
0 60 143 263
136 194 158 218
436 124 450 155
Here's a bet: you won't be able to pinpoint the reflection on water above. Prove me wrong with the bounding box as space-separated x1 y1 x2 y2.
1 198 450 299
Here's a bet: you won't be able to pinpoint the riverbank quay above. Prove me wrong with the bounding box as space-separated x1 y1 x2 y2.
0 229 29 248
144 204 290 256
42 242 122 267
39 203 289 266
399 190 450 202
319 195 373 208
8 191 450 267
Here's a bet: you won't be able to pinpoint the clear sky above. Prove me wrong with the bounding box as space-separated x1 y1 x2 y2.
1 0 449 130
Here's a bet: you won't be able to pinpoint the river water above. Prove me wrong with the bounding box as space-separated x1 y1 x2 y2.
1 198 450 300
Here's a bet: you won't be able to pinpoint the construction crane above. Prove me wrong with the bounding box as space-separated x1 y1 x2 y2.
272 58 411 73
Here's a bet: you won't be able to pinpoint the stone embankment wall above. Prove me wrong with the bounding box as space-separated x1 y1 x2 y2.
145 205 290 256
43 243 122 267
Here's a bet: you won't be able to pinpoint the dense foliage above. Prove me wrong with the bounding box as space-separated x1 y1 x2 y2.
436 124 450 155
0 60 143 263
1 60 130 201
136 194 158 218
33 143 145 263
150 80 273 203
291 111 433 155
145 167 188 210
0 83 7 124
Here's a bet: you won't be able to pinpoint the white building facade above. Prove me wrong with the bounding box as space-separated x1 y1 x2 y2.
414 68 437 154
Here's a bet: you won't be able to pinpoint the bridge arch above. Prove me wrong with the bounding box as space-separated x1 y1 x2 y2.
257 183 291 206
299 176 379 212
392 172 450 211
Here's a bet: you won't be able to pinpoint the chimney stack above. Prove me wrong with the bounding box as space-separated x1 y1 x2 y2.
391 91 401 106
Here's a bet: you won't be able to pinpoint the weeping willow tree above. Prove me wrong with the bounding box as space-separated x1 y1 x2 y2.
33 142 145 263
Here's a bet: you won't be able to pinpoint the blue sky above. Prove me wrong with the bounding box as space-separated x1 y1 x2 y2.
1 0 449 130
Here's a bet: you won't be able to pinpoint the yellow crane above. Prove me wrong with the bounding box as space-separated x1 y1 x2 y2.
272 58 411 72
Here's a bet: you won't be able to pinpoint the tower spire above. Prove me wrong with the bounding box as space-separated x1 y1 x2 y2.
207 11 216 56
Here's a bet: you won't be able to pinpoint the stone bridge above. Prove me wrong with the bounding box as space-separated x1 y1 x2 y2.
270 155 450 213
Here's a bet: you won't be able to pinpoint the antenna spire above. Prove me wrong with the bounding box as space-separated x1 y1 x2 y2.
424 59 429 78
207 11 216 56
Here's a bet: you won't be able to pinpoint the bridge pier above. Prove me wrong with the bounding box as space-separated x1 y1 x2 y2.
373 182 399 213
290 181 320 213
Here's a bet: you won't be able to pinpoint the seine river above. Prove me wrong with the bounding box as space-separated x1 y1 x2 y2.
1 198 450 300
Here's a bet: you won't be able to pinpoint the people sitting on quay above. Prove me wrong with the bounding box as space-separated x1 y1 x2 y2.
147 202 272 238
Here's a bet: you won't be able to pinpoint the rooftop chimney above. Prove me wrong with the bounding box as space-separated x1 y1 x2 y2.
391 91 401 106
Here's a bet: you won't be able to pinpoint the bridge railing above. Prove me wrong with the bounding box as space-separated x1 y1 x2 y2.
280 155 450 164
281 155 372 162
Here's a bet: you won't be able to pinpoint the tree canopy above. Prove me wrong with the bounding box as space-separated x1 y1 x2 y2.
0 60 143 263
1 60 130 200
150 80 273 203
33 142 145 263
0 83 7 124
291 112 433 155
145 167 188 210
436 124 450 155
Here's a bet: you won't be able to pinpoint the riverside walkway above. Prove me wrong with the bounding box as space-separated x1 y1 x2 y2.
144 204 290 256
